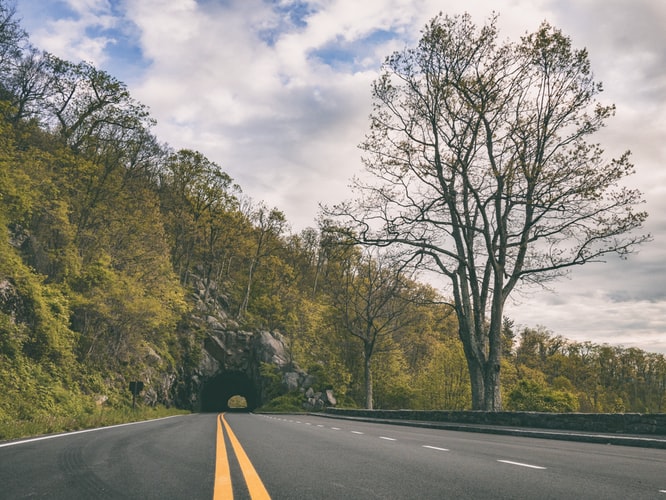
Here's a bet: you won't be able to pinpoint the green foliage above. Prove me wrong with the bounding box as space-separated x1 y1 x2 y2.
505 328 666 413
506 379 579 413
227 395 247 409
305 362 351 400
413 337 471 410
0 402 189 441
256 391 304 413
259 362 284 402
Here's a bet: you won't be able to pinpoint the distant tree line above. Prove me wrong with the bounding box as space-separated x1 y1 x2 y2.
504 325 666 413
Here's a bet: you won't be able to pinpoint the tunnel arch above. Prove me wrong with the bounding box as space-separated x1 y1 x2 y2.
200 371 260 412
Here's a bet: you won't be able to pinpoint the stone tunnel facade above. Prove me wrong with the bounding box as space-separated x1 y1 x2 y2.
194 325 314 412
170 278 317 412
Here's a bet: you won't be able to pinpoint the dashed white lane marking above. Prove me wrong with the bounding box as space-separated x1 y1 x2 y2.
380 437 397 441
659 490 666 493
423 445 449 452
497 460 546 470
351 431 364 435
317 424 325 428
331 427 341 430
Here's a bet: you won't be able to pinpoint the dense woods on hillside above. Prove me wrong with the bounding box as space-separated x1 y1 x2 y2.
0 3 663 435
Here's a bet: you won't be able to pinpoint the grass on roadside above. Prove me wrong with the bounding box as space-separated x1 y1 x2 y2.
0 405 191 441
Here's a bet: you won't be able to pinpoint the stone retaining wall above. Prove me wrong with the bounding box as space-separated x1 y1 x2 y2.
324 408 666 435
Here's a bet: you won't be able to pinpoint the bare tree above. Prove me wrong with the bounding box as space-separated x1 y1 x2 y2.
329 248 417 409
326 13 649 410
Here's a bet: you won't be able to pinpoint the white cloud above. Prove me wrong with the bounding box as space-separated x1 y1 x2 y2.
20 0 119 66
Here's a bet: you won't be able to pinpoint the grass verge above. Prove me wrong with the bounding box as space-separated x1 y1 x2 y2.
0 405 191 441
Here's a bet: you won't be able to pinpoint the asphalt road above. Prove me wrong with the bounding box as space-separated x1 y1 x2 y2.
0 414 216 499
1 412 665 499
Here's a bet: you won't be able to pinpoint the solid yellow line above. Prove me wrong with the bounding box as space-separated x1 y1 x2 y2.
221 413 271 500
213 414 233 500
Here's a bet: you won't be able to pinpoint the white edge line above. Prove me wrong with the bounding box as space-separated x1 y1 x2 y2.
423 445 449 451
0 415 186 448
498 459 546 470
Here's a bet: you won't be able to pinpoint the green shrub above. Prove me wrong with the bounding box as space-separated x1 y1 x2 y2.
256 392 303 413
506 379 579 413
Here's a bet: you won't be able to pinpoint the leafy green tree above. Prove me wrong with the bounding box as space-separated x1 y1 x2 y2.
507 379 579 412
159 149 241 288
372 344 416 409
327 13 648 410
414 336 471 410
40 56 153 154
237 203 287 320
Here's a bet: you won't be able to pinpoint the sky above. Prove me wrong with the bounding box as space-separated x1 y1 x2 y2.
14 0 666 354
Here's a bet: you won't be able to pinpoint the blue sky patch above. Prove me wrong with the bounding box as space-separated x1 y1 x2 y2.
277 0 313 29
258 0 317 47
310 28 398 70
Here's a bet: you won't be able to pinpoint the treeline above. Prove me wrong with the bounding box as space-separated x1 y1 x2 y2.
503 325 666 413
0 2 663 435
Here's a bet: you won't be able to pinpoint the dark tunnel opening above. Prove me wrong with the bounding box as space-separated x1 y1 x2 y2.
200 371 260 412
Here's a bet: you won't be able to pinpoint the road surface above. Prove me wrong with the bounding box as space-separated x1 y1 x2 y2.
1 412 665 499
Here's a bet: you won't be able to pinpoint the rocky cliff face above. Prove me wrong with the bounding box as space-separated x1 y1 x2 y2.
177 277 318 411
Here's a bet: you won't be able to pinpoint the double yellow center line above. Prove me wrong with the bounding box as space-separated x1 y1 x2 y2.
214 413 271 500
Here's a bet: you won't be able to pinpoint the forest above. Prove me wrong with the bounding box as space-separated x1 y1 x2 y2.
0 3 664 437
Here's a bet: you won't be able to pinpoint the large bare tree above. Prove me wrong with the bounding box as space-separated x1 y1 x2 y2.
327 14 649 411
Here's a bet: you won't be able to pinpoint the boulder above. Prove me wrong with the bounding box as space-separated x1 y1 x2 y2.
325 389 337 406
282 372 300 392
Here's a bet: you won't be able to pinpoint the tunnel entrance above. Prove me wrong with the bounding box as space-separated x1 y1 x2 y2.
200 371 260 412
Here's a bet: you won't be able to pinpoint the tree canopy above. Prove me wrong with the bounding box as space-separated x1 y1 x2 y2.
326 13 649 410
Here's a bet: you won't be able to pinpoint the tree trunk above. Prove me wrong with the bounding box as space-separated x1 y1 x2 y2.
468 358 485 410
238 259 254 319
457 307 489 410
459 315 503 411
483 361 502 411
483 284 505 411
364 347 373 410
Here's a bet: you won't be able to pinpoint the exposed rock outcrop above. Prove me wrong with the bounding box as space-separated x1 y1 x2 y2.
174 275 329 410
303 387 337 411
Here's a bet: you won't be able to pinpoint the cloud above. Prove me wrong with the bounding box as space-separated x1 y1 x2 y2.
20 0 113 63
17 0 147 80
124 0 393 220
